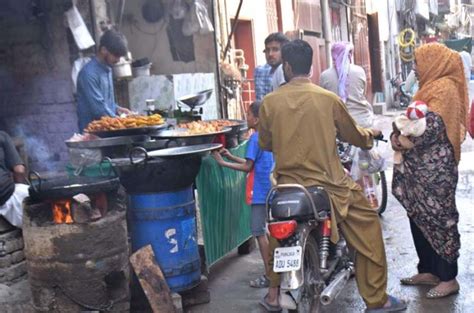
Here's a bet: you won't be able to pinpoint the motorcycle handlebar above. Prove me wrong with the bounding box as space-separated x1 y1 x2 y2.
374 133 387 142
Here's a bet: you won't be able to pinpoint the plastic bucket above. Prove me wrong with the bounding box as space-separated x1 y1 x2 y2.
129 186 201 292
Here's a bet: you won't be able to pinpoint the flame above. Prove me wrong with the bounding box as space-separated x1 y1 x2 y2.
52 200 73 224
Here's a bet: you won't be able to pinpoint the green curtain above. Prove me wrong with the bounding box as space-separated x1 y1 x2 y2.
196 142 251 266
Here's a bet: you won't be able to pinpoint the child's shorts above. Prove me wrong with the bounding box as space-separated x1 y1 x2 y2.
251 204 268 237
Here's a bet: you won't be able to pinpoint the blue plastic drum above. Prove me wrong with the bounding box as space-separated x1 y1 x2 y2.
129 186 201 292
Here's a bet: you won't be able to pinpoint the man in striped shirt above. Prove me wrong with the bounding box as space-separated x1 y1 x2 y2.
254 33 289 101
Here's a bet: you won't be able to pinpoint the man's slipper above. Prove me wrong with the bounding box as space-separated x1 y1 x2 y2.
259 295 282 312
426 286 459 299
365 295 407 313
400 276 439 286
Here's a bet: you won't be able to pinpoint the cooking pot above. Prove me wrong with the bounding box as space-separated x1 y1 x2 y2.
113 58 132 78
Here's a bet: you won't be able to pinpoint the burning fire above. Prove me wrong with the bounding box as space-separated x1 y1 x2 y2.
52 200 73 224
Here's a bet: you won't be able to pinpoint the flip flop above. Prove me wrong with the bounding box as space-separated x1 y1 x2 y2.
365 295 407 313
250 275 270 288
400 276 440 286
259 295 282 312
426 286 460 299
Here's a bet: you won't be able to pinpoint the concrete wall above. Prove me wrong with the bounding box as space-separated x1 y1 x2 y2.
0 0 78 172
117 0 217 75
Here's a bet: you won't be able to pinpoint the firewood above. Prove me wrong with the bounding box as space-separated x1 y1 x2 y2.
129 245 176 313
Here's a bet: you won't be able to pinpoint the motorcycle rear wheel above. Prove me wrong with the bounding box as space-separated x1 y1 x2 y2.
289 235 323 313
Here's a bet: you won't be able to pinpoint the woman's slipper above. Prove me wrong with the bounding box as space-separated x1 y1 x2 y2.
400 276 439 286
250 275 270 288
365 295 407 312
426 286 459 299
259 295 282 312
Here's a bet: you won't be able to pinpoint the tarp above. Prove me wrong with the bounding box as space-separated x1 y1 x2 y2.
444 37 472 53
196 142 252 266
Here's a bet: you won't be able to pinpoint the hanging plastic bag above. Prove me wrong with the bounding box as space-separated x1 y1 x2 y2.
350 146 387 181
196 0 214 34
71 57 91 93
182 0 214 36
171 0 187 20
182 1 200 36
68 148 103 175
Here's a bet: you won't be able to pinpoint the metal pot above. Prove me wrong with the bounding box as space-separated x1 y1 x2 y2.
113 59 132 78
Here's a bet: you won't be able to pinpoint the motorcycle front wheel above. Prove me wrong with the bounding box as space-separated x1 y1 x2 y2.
374 171 388 215
289 235 323 313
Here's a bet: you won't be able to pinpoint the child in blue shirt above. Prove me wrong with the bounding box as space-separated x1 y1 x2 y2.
212 101 274 288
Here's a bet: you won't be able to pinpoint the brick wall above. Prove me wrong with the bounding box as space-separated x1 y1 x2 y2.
0 1 78 172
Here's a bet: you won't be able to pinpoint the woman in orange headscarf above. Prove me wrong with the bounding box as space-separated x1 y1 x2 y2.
391 43 468 299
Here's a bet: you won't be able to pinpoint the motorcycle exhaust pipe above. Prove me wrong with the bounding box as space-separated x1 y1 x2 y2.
320 268 352 306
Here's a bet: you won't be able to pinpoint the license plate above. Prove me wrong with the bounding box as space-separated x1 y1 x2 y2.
273 246 302 273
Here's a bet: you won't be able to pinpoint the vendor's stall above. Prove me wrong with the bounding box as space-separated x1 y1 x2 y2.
46 100 250 310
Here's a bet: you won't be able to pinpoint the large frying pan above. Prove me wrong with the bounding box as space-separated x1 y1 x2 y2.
28 172 120 201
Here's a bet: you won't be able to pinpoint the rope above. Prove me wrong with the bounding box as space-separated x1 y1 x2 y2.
397 28 416 63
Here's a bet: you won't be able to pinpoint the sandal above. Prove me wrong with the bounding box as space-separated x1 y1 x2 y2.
365 295 407 312
249 275 270 288
426 285 459 299
259 295 282 312
400 275 439 286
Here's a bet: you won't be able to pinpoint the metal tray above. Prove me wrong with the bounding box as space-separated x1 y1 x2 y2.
65 135 149 149
87 123 168 138
207 119 247 135
151 127 230 147
146 143 223 158
152 127 231 139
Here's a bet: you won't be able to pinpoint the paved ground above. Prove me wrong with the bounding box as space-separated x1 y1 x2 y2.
187 113 474 313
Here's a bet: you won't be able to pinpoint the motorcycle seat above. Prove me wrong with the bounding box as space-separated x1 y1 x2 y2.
270 186 331 220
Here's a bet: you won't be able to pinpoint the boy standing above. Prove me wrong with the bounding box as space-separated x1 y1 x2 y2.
212 101 273 288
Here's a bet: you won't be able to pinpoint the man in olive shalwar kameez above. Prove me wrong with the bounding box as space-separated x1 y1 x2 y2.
258 40 407 312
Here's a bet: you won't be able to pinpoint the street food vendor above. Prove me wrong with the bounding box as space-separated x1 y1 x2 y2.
0 131 28 228
76 29 133 132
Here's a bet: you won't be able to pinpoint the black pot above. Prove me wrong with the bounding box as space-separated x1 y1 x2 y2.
110 155 202 193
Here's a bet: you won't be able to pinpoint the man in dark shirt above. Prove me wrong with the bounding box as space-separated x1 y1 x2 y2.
0 132 28 227
76 29 133 132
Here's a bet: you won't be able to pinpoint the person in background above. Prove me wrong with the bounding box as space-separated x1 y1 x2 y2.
254 33 289 101
212 101 274 289
404 69 418 96
258 39 407 312
320 41 374 128
392 43 468 299
0 132 28 228
76 29 133 132
459 45 472 87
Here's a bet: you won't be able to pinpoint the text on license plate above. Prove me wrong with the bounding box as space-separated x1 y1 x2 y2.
273 246 302 273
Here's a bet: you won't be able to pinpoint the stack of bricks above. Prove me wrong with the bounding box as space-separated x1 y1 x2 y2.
0 217 26 285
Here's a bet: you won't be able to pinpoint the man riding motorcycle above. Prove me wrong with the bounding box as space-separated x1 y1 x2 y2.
258 39 407 313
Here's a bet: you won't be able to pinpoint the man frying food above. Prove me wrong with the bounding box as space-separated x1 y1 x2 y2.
76 29 133 132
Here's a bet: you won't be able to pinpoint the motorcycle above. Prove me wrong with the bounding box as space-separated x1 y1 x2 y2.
390 73 411 108
267 135 387 312
267 184 354 312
